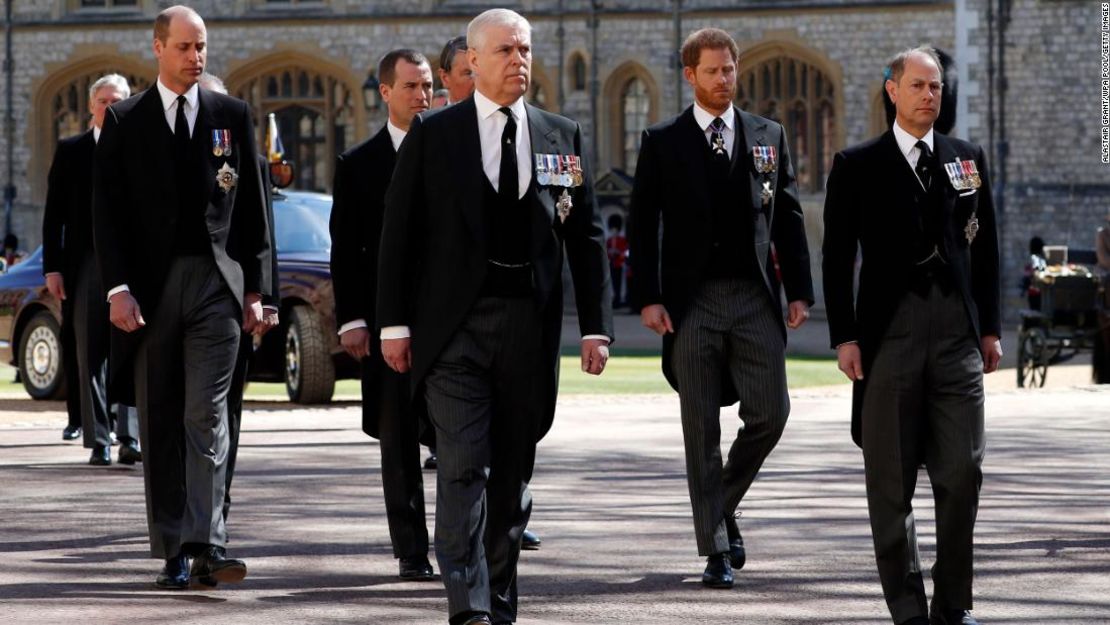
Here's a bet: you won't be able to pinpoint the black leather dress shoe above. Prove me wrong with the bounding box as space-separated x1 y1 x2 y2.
725 515 745 570
521 529 541 551
189 545 246 588
701 553 733 588
117 440 142 465
88 445 111 466
398 554 435 581
930 608 979 625
155 553 190 590
62 425 81 441
423 454 437 470
460 614 492 625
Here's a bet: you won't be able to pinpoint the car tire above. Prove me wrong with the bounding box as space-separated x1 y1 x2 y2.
19 311 67 401
284 304 335 404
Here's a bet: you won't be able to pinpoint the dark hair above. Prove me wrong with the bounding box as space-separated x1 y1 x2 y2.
607 214 624 230
379 49 429 88
439 36 468 73
680 28 739 70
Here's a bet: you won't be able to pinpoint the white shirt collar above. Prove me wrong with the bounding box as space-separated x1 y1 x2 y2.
893 120 934 158
474 89 526 123
93 125 101 143
156 78 199 113
693 102 735 132
386 120 407 152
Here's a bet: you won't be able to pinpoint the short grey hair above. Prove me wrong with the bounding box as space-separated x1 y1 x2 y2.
198 72 227 95
884 45 943 84
466 8 531 52
88 73 130 101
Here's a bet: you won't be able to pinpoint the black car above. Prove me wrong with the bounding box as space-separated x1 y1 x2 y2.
0 190 357 403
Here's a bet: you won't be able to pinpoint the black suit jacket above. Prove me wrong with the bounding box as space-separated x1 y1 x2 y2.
331 125 433 441
822 129 1001 447
92 86 272 403
629 105 814 404
43 130 96 276
376 96 613 442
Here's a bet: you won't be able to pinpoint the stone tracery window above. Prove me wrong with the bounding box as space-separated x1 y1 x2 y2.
233 66 354 193
620 77 650 173
738 56 837 193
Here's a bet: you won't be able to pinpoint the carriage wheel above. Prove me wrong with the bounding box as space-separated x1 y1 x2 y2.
1017 327 1048 388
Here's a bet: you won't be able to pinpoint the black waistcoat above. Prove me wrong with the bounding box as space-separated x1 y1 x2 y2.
480 176 534 297
172 129 212 257
703 139 759 281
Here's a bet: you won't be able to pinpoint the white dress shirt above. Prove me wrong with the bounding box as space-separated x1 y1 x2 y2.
339 121 408 337
381 91 608 344
692 101 736 156
474 89 531 200
892 120 934 191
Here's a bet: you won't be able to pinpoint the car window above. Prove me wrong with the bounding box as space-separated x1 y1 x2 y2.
274 193 332 254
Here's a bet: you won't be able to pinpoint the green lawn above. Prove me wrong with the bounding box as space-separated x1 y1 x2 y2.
0 356 848 402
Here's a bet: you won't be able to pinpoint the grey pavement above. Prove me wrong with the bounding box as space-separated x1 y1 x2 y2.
1 383 1108 624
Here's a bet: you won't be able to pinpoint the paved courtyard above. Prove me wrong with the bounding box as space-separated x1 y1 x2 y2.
0 381 1107 624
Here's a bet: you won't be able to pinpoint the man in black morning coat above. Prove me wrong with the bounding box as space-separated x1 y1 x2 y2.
329 48 437 582
92 6 274 590
376 9 612 624
822 46 1001 625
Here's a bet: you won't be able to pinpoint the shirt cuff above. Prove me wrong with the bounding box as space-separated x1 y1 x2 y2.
44 272 61 277
835 340 858 348
582 334 611 343
106 284 129 302
338 319 368 336
381 325 411 340
263 305 278 313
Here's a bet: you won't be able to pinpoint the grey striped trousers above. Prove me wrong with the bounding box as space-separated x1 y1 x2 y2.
671 277 790 556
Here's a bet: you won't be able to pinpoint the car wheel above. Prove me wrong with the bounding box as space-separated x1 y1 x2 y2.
284 304 335 404
19 311 67 400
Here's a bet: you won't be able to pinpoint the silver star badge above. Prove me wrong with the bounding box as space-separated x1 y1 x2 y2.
216 162 239 193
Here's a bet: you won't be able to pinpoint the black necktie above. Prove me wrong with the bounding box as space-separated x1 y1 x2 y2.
174 95 190 158
914 140 933 191
499 107 518 202
709 117 729 165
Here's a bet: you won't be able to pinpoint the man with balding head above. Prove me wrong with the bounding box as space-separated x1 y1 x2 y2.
93 5 273 590
378 9 612 624
823 46 1000 625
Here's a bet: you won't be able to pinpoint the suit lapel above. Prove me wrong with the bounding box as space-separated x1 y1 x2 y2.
738 108 769 216
139 87 178 198
526 103 558 225
675 107 712 218
195 88 220 212
447 98 486 245
930 132 959 226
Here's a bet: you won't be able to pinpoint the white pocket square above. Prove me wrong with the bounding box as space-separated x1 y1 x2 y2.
958 189 977 198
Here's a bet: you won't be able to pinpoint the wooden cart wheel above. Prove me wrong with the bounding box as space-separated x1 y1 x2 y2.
1017 327 1048 388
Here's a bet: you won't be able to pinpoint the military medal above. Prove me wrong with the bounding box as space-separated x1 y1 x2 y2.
535 154 550 186
570 155 584 187
760 180 774 206
712 133 727 156
944 162 965 190
962 159 980 188
556 189 573 222
216 162 239 192
212 129 232 158
753 145 777 174
964 211 980 244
